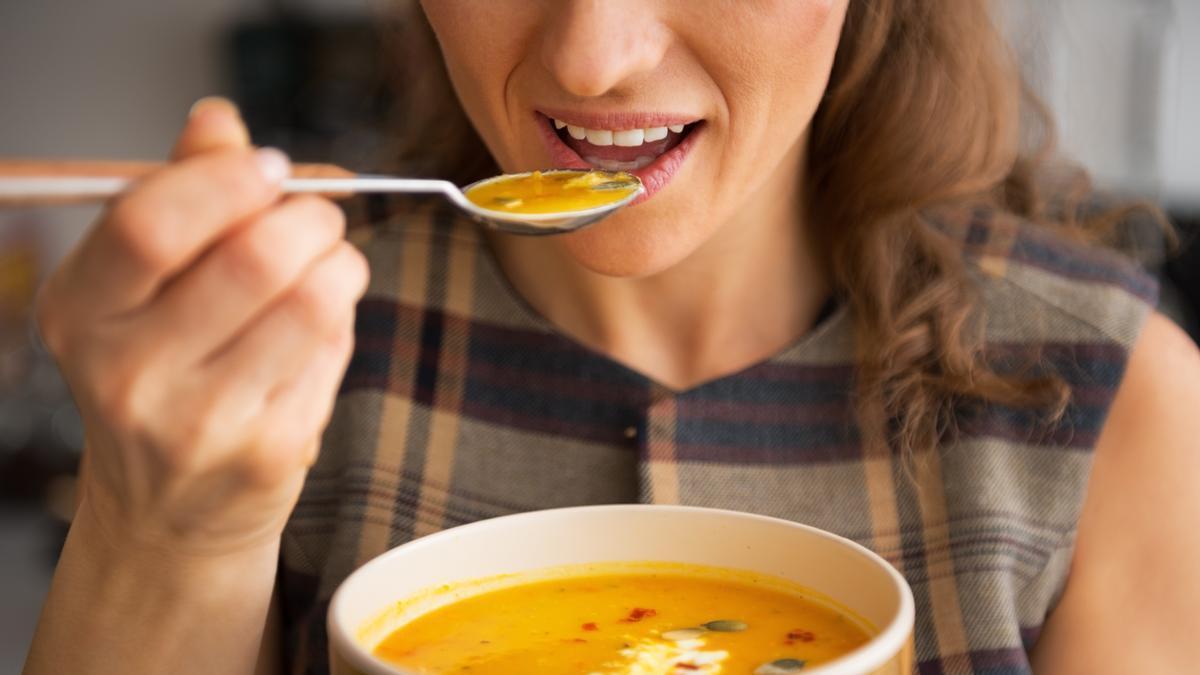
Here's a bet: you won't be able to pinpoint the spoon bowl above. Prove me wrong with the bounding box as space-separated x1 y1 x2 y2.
458 169 645 235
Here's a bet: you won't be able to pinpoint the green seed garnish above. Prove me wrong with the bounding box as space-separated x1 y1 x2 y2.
754 659 807 674
661 628 706 641
589 180 639 191
702 620 748 632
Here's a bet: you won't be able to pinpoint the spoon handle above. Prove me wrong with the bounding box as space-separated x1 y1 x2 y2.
0 159 459 207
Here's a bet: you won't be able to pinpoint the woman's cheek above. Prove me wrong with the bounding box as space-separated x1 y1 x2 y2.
772 0 844 55
421 2 542 162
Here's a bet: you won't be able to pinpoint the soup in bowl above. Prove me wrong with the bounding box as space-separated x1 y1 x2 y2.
328 505 914 674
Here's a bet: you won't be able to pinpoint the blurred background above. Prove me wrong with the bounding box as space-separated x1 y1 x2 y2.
0 0 1196 670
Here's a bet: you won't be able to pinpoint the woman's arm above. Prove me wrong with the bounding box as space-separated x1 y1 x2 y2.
27 447 285 674
1031 312 1200 673
256 589 284 675
24 503 280 674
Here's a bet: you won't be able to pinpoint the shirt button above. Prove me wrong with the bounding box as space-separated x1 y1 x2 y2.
624 426 638 439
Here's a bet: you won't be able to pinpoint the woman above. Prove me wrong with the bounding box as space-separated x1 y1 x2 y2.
24 1 1200 673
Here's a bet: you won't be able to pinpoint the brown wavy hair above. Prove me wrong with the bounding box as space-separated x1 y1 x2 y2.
381 1 1160 457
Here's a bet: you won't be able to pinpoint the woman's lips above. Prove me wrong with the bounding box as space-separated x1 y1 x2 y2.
534 112 703 205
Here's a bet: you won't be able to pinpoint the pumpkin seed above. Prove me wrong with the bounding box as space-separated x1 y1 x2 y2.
661 628 706 641
754 658 807 675
588 180 640 191
702 620 748 632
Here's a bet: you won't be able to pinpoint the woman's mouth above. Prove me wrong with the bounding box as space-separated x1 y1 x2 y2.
534 111 704 203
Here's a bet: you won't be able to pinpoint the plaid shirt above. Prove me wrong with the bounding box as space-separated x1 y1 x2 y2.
280 197 1157 674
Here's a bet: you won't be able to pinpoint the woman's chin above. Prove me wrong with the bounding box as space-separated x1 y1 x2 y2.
558 209 712 279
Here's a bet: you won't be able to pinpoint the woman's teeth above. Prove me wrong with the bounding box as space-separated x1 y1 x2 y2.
553 118 683 148
549 115 697 172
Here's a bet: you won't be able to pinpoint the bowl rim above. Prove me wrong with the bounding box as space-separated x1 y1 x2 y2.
328 504 915 675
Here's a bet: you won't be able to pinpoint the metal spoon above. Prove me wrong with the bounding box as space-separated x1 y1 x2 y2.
0 160 644 236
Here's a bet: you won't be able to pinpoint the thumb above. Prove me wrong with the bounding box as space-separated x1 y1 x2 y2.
171 97 253 161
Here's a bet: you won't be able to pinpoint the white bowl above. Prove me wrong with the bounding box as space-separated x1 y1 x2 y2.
329 504 914 674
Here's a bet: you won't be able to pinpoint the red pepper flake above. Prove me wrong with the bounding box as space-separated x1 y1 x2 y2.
674 664 701 671
620 607 658 623
581 622 598 631
785 629 816 645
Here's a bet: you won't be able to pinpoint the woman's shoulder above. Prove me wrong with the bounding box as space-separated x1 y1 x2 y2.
1031 308 1200 671
927 202 1160 350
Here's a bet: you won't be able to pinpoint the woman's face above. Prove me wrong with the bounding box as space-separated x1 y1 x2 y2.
419 0 849 277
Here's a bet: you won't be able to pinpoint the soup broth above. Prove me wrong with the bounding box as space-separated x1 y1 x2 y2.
464 170 640 215
372 565 871 674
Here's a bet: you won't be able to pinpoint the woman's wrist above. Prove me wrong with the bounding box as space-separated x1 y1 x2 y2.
74 484 289 560
25 500 281 674
70 494 281 587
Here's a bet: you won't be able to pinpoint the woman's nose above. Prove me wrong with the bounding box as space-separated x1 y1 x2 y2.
540 0 671 98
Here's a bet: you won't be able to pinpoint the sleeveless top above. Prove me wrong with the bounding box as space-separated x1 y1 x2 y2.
278 197 1158 674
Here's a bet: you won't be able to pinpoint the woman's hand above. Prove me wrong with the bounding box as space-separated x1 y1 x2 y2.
37 98 367 556
24 99 367 675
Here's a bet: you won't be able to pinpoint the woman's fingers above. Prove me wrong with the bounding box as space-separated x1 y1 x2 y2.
195 242 366 478
58 147 290 317
201 241 368 415
172 98 252 160
270 329 357 470
108 242 364 485
145 195 346 363
239 328 356 485
28 95 365 570
38 100 267 340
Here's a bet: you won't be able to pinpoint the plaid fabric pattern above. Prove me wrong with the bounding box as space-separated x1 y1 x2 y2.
280 197 1156 674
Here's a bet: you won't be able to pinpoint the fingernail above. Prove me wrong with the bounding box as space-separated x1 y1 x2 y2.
189 96 237 119
255 147 291 184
